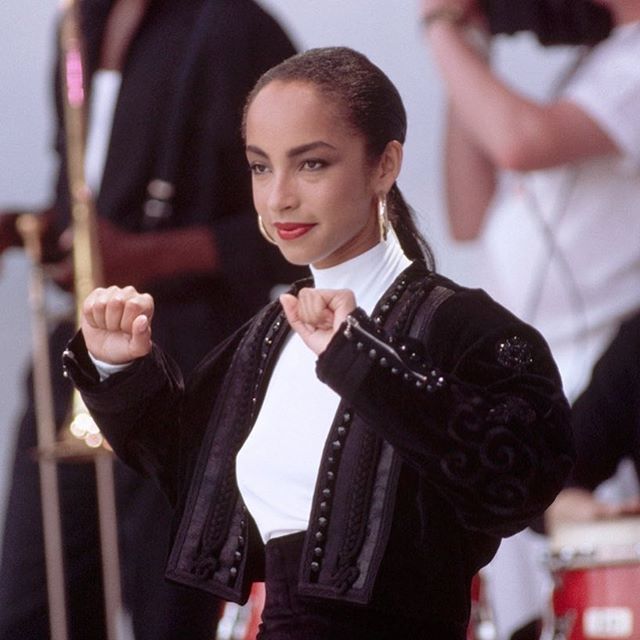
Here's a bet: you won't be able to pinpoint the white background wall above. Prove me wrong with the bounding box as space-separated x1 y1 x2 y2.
0 0 60 537
0 1 572 544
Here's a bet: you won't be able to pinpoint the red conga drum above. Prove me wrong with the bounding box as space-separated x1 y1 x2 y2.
467 571 498 640
216 582 265 640
542 517 640 640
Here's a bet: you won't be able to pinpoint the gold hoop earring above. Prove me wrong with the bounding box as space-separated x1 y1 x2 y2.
257 215 278 245
378 194 390 242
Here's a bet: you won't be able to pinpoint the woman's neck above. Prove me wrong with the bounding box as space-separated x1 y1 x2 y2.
310 232 411 315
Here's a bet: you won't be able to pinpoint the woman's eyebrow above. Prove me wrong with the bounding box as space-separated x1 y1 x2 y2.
245 144 268 157
287 141 337 157
245 141 337 159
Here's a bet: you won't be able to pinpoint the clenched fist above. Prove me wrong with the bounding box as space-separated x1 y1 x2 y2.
280 288 357 355
81 285 154 364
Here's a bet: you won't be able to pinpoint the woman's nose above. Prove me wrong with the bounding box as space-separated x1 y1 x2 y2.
268 173 298 212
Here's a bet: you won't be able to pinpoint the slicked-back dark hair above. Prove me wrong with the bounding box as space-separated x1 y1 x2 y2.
243 46 434 267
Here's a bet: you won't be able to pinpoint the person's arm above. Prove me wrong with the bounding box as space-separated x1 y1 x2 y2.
96 220 218 289
62 285 184 498
63 284 248 502
282 286 573 538
546 488 640 531
420 0 620 240
445 107 497 240
0 211 26 254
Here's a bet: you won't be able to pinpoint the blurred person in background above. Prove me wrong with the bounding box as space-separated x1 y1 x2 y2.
547 310 640 529
0 0 303 638
419 0 640 637
544 310 640 640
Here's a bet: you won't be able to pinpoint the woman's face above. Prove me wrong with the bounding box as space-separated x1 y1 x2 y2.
245 81 382 269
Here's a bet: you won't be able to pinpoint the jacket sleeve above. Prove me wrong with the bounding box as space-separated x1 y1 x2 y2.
62 324 246 503
316 288 574 537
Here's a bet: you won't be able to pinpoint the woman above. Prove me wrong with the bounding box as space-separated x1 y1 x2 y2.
63 47 572 639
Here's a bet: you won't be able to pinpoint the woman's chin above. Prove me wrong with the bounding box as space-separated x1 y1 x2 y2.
277 248 314 267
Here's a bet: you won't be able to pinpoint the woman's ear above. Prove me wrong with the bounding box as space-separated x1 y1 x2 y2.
374 140 403 193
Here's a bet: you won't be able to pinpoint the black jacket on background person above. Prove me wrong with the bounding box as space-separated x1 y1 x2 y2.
64 263 574 637
567 311 640 490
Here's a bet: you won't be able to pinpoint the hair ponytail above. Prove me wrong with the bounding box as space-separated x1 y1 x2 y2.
388 184 435 269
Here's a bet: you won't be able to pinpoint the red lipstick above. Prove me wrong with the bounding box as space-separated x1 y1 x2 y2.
274 222 315 240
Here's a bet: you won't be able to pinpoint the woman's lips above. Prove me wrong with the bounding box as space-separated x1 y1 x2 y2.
273 222 316 240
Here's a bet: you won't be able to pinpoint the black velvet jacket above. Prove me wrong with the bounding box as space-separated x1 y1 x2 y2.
63 263 573 631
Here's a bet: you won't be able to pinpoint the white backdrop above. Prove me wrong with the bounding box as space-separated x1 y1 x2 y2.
0 0 572 560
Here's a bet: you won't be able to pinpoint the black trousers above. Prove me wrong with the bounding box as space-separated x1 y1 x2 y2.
258 532 463 640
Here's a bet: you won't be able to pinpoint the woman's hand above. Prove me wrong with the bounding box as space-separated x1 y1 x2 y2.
81 285 154 364
280 288 356 356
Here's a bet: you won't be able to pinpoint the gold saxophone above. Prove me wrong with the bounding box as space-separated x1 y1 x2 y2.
59 0 106 452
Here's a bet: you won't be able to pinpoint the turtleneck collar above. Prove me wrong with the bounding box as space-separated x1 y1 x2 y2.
309 231 411 315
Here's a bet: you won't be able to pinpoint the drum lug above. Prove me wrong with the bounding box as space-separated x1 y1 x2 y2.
540 610 576 640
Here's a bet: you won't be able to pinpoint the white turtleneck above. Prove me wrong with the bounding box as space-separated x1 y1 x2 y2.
236 234 411 543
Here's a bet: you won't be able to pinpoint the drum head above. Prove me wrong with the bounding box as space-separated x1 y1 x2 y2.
550 517 640 568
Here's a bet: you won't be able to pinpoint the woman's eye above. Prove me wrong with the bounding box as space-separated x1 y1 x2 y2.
302 159 326 171
249 163 269 175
